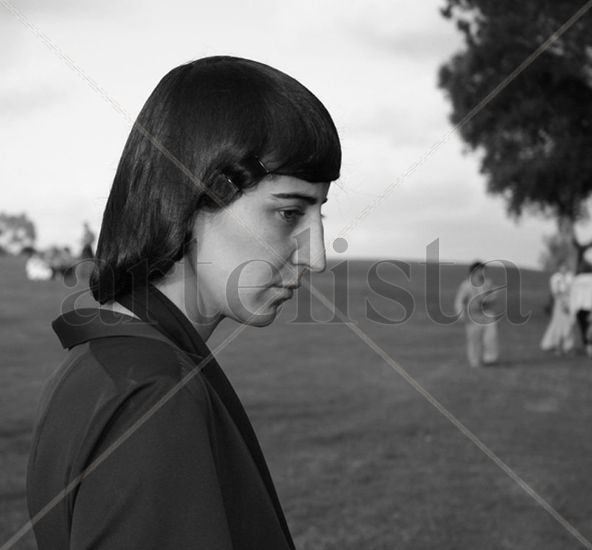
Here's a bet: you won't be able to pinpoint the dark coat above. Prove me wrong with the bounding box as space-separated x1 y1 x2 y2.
27 306 295 550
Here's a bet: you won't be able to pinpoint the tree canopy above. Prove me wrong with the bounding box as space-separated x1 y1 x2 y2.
0 212 36 254
439 0 592 233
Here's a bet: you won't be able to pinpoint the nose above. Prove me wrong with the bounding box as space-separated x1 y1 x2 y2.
291 216 326 273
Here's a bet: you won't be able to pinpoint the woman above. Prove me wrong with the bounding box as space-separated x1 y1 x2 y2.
27 56 341 549
541 262 574 355
568 262 592 356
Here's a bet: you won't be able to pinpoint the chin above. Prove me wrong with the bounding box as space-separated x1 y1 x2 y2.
227 306 280 328
243 314 277 328
227 295 288 327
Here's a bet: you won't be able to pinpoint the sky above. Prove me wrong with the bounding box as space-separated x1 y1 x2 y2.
1 0 559 268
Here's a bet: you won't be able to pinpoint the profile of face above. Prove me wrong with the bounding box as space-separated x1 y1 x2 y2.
186 175 329 327
470 266 485 285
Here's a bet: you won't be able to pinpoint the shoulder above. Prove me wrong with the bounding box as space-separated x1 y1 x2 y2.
47 308 215 426
457 279 472 294
29 336 214 495
39 335 212 435
88 335 191 383
89 336 213 413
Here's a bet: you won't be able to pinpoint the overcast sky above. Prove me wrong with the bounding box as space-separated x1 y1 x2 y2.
2 0 558 268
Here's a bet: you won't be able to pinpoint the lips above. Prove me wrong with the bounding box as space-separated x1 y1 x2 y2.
271 286 294 302
279 278 301 289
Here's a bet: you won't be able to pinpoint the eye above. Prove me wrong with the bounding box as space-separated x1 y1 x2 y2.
279 208 305 224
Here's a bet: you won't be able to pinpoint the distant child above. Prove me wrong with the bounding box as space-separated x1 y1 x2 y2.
454 261 499 367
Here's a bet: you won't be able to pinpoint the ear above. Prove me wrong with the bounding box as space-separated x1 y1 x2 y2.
188 209 209 250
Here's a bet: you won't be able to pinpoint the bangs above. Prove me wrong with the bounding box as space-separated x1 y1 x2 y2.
174 57 341 185
263 105 341 183
253 69 341 184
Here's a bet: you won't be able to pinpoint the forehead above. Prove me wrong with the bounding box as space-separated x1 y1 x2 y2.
248 175 330 201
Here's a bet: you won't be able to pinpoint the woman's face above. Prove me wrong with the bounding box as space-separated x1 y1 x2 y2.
470 267 485 285
190 175 330 326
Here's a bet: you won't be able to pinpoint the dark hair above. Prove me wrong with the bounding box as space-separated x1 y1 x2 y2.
469 261 485 274
90 56 341 303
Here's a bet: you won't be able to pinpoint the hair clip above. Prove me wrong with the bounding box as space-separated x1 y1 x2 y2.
253 156 270 176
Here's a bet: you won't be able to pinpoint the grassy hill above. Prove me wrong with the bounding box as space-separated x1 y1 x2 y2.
1 255 591 549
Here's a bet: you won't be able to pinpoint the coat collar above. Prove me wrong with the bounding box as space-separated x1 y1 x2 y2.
52 308 173 350
52 285 295 549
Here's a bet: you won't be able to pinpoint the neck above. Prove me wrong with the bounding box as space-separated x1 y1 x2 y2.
100 300 138 319
154 261 223 342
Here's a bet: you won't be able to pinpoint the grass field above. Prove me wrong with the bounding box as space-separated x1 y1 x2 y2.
1 255 591 549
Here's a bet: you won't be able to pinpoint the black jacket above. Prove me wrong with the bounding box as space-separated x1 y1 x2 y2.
27 288 295 549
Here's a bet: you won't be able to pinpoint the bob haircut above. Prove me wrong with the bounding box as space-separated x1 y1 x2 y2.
90 56 341 303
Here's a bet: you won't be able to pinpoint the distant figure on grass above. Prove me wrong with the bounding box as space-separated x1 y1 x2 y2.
569 263 592 357
47 246 75 282
25 250 52 281
80 221 95 260
540 262 574 355
454 261 499 368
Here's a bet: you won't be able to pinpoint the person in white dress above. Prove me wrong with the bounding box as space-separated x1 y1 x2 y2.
540 262 574 355
569 263 592 356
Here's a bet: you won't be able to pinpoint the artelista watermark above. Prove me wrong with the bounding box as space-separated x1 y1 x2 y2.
59 238 531 327
287 238 530 326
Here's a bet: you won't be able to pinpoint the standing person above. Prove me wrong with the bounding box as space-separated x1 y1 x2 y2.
25 249 52 281
80 221 95 259
454 261 499 367
27 56 341 549
569 262 592 356
540 262 574 355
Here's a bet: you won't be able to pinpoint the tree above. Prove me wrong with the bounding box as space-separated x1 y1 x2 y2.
0 212 37 254
538 228 573 271
438 0 592 271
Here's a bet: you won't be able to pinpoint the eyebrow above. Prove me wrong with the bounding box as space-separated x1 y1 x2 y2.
271 193 328 205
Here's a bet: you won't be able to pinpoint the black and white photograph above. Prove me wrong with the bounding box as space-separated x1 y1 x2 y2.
2 1 592 549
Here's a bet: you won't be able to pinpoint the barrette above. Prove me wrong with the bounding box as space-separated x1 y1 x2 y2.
253 156 270 176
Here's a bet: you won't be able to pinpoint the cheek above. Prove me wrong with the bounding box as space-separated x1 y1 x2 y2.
198 207 294 287
224 262 283 322
225 227 292 279
198 240 280 309
230 260 278 291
